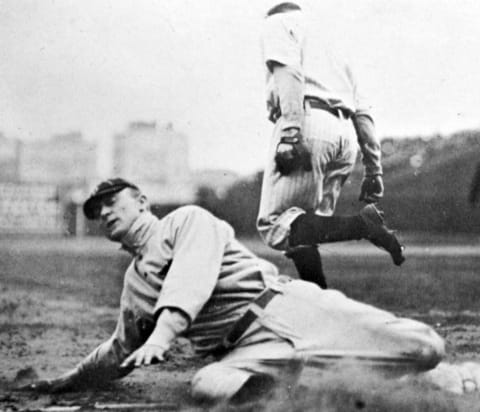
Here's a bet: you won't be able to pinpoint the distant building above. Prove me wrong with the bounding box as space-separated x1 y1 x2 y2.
113 121 194 204
0 132 97 234
18 132 97 184
0 182 62 234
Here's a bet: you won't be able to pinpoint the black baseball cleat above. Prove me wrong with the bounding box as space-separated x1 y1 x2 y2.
359 204 405 266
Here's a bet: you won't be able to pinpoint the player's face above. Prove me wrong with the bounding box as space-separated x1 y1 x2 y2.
97 189 145 241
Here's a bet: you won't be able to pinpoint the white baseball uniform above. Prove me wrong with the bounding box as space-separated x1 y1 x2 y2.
63 206 453 402
257 6 383 250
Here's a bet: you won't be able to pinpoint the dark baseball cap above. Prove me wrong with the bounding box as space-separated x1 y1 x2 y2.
83 178 139 220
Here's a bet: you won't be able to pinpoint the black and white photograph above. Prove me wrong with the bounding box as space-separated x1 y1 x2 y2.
1 1 480 411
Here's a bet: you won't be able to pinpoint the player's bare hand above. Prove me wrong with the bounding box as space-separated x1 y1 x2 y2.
359 175 384 203
121 344 166 369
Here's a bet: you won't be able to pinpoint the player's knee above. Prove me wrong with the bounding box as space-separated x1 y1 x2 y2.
191 363 251 403
257 216 299 251
415 329 446 370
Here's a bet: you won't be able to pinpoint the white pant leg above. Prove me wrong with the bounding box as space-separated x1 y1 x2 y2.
257 110 356 250
191 324 301 402
419 361 480 394
317 127 358 216
256 280 445 372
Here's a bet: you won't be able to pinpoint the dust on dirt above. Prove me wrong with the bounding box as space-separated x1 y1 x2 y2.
2 288 480 411
2 240 480 411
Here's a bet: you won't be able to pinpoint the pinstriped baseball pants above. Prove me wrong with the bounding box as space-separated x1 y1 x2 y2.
257 107 358 250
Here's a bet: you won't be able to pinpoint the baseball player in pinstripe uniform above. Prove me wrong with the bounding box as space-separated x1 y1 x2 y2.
257 2 404 289
21 178 480 403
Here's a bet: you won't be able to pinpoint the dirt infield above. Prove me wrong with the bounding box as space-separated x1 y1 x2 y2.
1 236 480 411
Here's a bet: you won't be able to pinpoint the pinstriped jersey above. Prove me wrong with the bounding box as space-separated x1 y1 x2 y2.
262 10 369 115
261 8 382 176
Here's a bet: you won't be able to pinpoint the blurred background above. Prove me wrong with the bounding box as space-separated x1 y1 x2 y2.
2 6 480 409
1 126 480 237
1 0 480 238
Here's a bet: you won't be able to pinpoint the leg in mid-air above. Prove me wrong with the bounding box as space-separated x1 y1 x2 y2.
288 204 405 266
258 109 405 286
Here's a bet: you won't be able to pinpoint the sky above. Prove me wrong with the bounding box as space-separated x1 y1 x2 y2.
1 0 479 175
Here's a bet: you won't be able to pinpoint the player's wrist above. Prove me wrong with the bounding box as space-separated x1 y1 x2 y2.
144 342 168 348
146 328 172 348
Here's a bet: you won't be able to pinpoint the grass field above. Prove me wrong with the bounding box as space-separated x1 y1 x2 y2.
1 234 480 411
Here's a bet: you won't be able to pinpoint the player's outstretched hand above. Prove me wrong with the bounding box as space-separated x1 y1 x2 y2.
359 175 384 203
121 344 166 369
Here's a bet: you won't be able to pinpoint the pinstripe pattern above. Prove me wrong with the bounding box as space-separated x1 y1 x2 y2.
257 108 358 250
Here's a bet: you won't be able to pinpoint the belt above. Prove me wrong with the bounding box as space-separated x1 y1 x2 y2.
212 288 280 357
305 98 352 120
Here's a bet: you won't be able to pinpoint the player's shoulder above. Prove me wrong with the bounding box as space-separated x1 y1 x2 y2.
163 205 218 225
170 204 212 217
159 205 234 239
263 8 305 35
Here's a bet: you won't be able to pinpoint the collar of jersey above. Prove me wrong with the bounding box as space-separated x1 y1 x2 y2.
120 211 157 256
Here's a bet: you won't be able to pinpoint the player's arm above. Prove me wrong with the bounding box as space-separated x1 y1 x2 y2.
21 301 145 392
269 63 311 175
20 341 133 393
269 62 304 131
262 9 304 131
262 12 311 174
349 65 384 203
120 308 189 368
121 206 230 368
352 112 384 203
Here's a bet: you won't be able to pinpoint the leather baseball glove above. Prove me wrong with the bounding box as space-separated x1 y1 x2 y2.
359 174 384 203
274 129 312 175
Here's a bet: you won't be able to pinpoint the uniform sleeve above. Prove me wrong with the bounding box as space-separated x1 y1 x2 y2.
272 64 304 130
144 308 189 350
262 13 305 130
352 113 383 176
262 14 304 69
153 206 231 323
73 301 146 383
347 65 383 176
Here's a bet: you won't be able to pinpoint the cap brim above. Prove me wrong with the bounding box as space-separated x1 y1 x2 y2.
82 186 126 220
